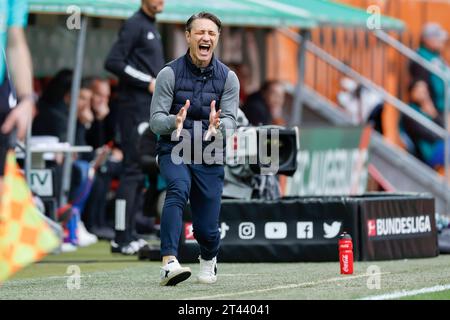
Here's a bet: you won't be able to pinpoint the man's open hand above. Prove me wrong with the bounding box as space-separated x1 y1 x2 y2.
1 98 33 140
175 99 190 138
204 100 221 141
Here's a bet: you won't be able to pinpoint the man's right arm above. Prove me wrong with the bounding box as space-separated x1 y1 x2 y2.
1 0 34 140
149 67 177 135
104 19 153 90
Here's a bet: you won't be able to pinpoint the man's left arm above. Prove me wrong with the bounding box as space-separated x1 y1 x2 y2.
219 70 239 136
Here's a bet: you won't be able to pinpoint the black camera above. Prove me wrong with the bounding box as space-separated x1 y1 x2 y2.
223 125 299 200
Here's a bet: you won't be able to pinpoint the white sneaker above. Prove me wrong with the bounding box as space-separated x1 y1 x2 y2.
110 240 138 255
61 242 78 253
77 221 98 247
130 239 148 252
160 259 191 286
197 256 217 284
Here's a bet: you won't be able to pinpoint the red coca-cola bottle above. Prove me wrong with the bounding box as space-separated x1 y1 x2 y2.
338 232 354 275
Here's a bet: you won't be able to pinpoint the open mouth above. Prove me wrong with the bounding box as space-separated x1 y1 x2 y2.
198 44 211 56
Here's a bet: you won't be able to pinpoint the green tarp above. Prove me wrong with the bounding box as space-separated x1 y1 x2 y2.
28 0 317 28
28 0 404 30
267 0 404 29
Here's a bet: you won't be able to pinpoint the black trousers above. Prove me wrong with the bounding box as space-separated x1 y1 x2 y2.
114 104 149 245
83 160 122 229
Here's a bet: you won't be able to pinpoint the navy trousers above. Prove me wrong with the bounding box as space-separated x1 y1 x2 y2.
158 153 224 260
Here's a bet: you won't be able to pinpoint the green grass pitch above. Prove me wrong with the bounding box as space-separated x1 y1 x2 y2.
1 241 450 300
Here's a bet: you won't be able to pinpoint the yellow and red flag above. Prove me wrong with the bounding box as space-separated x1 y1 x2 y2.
0 150 60 282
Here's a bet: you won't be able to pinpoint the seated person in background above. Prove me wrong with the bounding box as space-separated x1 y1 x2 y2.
33 71 93 147
85 79 112 150
402 80 445 170
33 72 97 248
82 78 123 240
74 80 94 148
65 81 97 247
410 22 449 115
32 69 73 141
228 63 259 108
242 80 286 126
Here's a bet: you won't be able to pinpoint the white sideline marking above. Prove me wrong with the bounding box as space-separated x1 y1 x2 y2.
219 274 262 277
360 284 450 300
184 272 391 300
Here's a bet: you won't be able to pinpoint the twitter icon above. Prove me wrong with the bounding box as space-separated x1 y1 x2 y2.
323 222 342 239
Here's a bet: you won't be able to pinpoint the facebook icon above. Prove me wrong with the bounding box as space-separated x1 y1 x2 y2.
297 222 314 239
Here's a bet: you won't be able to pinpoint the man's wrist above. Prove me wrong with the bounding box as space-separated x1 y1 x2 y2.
18 94 35 103
215 118 222 129
217 120 225 131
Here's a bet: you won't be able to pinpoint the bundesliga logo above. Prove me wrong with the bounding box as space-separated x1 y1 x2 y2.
368 219 377 237
367 216 432 237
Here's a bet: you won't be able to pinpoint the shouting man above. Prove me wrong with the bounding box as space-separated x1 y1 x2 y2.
150 12 239 286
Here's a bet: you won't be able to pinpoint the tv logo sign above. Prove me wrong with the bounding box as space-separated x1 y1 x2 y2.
30 169 53 197
368 219 377 237
297 222 313 239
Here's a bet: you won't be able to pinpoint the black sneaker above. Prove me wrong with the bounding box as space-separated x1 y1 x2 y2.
90 226 115 241
138 243 161 261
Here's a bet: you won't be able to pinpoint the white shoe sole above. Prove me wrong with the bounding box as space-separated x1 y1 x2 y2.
160 267 192 286
197 276 217 284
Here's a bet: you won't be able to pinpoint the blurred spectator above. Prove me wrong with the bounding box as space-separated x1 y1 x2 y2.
74 80 94 147
85 79 111 150
337 77 384 133
91 79 110 120
228 64 246 106
410 22 449 114
242 80 286 126
229 63 259 107
32 69 73 141
82 78 123 240
33 71 94 146
402 80 445 169
65 80 97 248
32 71 98 249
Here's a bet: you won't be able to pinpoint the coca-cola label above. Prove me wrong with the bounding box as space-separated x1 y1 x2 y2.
339 242 352 250
342 254 349 273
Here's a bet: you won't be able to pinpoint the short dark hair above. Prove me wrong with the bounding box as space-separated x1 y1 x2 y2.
261 80 283 93
185 12 222 33
81 77 94 90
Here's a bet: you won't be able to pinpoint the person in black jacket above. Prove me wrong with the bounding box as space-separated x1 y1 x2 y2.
242 81 286 126
402 80 445 168
104 0 165 255
409 23 448 114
